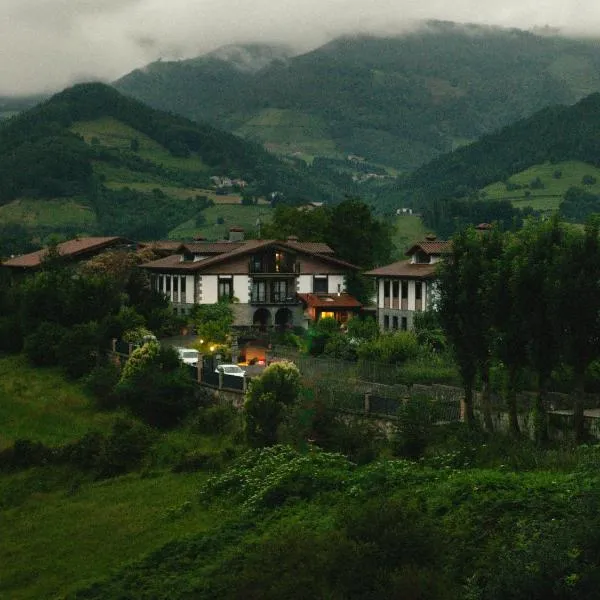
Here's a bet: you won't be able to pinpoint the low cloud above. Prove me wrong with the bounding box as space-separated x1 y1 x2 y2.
2 0 600 95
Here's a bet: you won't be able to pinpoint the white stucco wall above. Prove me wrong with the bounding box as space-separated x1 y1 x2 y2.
233 275 250 303
200 275 219 304
328 274 346 293
297 275 313 293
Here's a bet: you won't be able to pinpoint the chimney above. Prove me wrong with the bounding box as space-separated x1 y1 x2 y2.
287 235 299 242
424 233 437 241
229 226 245 242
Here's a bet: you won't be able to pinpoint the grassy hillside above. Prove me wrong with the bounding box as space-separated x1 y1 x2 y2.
481 160 600 215
0 83 334 248
0 355 118 449
169 203 273 240
0 355 226 599
391 214 429 257
115 22 600 173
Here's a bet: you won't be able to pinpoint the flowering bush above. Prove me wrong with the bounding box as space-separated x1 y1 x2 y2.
199 445 352 512
244 361 301 446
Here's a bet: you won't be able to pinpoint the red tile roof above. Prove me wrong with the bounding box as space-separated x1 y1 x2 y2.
285 241 334 254
364 260 438 279
298 293 362 308
2 237 131 269
405 241 451 256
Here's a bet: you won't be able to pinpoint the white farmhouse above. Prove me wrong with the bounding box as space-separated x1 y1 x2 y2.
364 234 450 331
142 230 361 328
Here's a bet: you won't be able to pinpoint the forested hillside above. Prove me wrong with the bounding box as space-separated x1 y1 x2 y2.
115 22 600 171
387 92 600 236
0 83 340 250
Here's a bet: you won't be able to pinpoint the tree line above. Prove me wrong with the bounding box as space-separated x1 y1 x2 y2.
437 216 600 442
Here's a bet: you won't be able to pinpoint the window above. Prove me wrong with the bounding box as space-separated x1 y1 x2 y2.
252 280 266 302
272 280 288 302
158 275 164 293
314 276 328 294
392 281 399 299
218 277 233 300
180 276 187 303
401 317 408 331
401 281 408 299
392 316 398 329
415 281 422 300
384 280 390 299
383 315 390 330
173 276 179 302
165 276 171 294
320 311 335 320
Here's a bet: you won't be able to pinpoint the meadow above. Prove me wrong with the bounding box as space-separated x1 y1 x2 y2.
482 160 600 214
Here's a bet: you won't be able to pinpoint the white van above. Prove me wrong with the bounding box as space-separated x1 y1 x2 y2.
176 347 200 366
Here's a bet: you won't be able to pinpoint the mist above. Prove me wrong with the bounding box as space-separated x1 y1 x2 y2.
3 0 600 95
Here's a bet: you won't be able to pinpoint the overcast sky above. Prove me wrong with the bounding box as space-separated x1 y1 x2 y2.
3 0 600 95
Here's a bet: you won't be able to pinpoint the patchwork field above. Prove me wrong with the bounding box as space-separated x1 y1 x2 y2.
0 197 96 231
236 108 340 162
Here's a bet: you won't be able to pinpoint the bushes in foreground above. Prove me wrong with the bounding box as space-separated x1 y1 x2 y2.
74 446 600 600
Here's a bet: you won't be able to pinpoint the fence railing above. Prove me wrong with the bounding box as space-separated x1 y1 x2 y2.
112 339 600 422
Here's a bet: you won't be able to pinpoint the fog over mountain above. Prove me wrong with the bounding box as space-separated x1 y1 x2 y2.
4 0 600 95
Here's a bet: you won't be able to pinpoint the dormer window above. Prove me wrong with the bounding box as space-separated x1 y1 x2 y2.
414 250 431 264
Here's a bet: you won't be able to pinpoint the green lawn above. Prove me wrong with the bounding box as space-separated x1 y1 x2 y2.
0 354 229 599
0 355 118 449
0 197 96 230
0 470 213 599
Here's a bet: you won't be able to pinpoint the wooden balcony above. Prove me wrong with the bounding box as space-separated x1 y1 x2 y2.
249 260 300 275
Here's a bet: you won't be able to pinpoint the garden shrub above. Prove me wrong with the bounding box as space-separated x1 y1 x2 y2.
84 359 121 409
191 404 239 436
23 321 67 367
244 361 301 446
117 343 195 427
199 445 352 512
392 396 434 459
356 331 420 364
57 321 102 378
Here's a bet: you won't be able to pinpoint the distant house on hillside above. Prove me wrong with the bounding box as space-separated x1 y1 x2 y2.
364 234 450 331
1 236 134 275
297 201 325 212
141 227 361 328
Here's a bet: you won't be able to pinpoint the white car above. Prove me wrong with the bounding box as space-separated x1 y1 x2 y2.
215 364 246 378
176 347 200 366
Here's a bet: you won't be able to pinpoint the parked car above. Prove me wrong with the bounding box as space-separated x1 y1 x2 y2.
215 364 246 378
176 347 200 366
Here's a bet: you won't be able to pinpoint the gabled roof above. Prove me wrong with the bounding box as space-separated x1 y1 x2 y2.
141 239 359 273
298 292 362 309
181 241 246 254
2 237 132 269
285 241 334 254
364 260 438 279
405 240 451 257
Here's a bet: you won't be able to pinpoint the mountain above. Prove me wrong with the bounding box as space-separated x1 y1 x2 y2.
405 92 600 201
0 82 338 245
115 22 600 172
394 92 600 235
